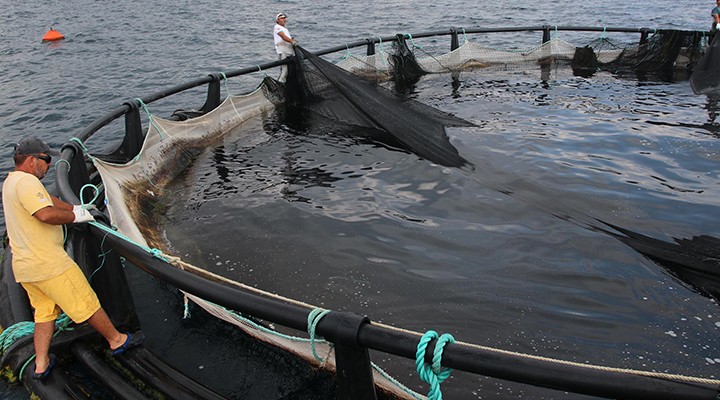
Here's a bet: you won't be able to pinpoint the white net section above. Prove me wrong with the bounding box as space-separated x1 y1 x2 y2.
94 87 274 248
336 37 626 75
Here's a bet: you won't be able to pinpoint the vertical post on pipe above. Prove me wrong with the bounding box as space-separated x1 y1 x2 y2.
200 73 223 114
118 100 145 161
63 140 91 198
542 25 551 44
320 312 377 400
639 28 649 45
450 28 459 51
366 38 376 56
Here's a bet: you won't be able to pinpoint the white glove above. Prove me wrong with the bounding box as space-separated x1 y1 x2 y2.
72 205 95 223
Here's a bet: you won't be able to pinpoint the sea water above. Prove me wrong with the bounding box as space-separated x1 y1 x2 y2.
0 0 718 399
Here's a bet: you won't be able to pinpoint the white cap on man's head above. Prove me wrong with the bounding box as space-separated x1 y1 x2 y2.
276 13 287 21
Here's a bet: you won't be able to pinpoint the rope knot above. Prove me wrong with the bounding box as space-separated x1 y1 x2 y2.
416 330 455 400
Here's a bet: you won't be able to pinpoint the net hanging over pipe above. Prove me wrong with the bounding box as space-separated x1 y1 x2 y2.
338 31 705 79
285 45 474 168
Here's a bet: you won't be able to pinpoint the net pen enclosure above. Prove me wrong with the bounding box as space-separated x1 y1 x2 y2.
2 25 720 400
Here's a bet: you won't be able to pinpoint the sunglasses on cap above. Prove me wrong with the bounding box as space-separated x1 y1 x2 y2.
32 154 52 164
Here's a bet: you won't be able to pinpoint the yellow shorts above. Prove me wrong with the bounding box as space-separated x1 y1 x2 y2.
21 265 101 324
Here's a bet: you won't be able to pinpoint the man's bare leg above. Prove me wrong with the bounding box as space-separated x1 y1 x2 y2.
84 308 127 350
33 320 54 373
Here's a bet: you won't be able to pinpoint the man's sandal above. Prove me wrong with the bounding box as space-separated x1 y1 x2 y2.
31 354 57 381
111 331 145 355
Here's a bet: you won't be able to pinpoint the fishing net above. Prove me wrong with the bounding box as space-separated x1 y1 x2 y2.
285 45 473 168
84 29 710 399
691 34 720 94
338 31 705 80
600 30 703 75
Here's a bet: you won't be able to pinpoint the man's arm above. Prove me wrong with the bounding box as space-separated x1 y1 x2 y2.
50 195 72 211
278 31 293 43
35 196 94 224
33 205 75 225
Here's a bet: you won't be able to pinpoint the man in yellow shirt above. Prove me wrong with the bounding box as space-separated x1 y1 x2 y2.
2 137 143 380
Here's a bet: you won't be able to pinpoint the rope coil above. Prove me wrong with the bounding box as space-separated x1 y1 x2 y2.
307 308 332 362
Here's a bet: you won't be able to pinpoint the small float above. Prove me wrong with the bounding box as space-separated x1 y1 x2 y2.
41 28 65 42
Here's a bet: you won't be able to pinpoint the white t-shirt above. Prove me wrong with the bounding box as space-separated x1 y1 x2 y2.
273 24 293 56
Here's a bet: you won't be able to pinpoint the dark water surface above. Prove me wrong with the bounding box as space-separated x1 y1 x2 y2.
1 0 719 398
162 68 720 398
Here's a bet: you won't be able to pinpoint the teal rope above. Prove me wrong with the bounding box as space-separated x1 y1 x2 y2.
371 362 424 400
18 355 35 381
74 184 170 263
86 220 170 263
183 295 424 399
0 321 35 354
307 308 331 362
416 330 455 400
340 44 351 62
54 158 71 171
2 314 73 381
135 98 171 141
378 37 387 67
79 184 100 207
0 313 70 353
69 137 90 155
89 230 113 279
406 33 423 49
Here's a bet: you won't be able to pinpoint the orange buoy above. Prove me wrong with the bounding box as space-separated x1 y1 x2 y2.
42 28 65 42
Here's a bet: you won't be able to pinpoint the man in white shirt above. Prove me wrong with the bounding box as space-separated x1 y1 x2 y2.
273 13 297 83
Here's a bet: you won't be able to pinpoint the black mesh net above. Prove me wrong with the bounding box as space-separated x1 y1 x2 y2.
389 34 427 87
567 31 705 80
283 45 473 168
601 31 703 75
691 34 720 94
597 222 720 302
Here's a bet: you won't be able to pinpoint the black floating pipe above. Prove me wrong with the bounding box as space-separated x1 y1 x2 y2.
90 224 719 400
119 347 227 400
70 341 147 399
0 243 33 326
359 326 719 400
